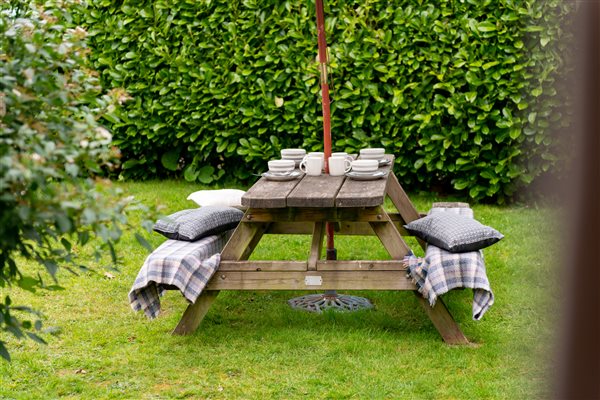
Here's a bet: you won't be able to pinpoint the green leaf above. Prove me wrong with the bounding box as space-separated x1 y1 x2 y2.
197 165 215 184
17 277 40 293
476 21 497 32
453 180 470 190
26 332 47 345
465 92 477 103
482 61 499 70
134 233 153 253
121 159 140 170
509 128 521 140
161 149 180 171
183 165 199 182
61 238 72 252
469 185 482 198
0 342 10 362
528 112 537 124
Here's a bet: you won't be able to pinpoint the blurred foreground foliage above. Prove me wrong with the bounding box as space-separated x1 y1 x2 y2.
0 1 155 361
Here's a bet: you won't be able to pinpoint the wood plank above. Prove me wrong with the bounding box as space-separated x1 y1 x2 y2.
308 222 325 271
369 208 411 259
266 221 315 234
335 154 395 207
317 260 407 271
286 175 345 207
205 270 417 290
218 260 406 271
243 207 383 222
219 261 308 271
241 173 303 208
172 290 219 335
414 293 469 345
265 218 412 236
335 221 410 236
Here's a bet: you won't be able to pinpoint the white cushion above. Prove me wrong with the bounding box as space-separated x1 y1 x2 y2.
187 189 246 208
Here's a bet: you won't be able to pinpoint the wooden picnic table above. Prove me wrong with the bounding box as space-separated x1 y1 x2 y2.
172 155 468 344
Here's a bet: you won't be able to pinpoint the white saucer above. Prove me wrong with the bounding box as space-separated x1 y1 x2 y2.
262 171 301 181
378 159 392 166
345 171 387 181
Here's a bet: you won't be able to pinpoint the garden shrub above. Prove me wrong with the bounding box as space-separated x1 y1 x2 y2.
0 1 154 360
77 0 572 201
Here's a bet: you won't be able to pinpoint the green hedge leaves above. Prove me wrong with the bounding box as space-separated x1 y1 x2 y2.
77 0 572 201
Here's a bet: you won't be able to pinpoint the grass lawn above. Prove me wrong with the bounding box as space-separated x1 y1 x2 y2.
1 180 558 399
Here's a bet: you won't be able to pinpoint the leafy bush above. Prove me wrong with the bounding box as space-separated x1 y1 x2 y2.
0 1 153 360
77 0 572 201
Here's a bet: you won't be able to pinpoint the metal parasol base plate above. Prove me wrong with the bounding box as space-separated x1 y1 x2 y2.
288 293 374 313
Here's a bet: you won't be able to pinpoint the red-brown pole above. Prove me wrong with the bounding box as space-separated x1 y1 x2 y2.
315 0 335 256
315 0 331 167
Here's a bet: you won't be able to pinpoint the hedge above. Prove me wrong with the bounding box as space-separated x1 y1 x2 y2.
76 0 572 202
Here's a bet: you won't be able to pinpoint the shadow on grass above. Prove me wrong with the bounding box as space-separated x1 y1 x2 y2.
155 289 478 347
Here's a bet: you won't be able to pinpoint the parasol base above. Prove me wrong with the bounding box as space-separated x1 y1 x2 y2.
288 292 374 313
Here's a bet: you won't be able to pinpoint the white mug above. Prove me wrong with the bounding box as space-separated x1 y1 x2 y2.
300 156 323 176
328 156 352 176
303 152 324 163
331 152 354 163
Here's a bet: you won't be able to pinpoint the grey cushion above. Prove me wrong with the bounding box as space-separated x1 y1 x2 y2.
153 206 243 241
404 213 503 253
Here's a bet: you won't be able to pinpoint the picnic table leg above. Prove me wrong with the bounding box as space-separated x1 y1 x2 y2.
171 220 270 335
367 205 469 344
368 207 411 259
414 293 469 345
172 290 220 335
308 222 325 271
385 173 427 251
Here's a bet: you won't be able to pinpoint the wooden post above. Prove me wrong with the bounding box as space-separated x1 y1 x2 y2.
308 222 325 271
171 291 220 336
414 293 469 345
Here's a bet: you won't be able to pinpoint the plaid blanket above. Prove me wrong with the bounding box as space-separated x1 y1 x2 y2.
128 230 232 319
405 206 494 320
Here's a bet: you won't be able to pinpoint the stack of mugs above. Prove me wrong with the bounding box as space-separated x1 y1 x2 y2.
267 159 296 175
280 149 306 167
349 159 379 175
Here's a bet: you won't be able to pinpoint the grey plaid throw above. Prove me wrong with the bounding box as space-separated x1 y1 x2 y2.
128 230 232 319
405 206 494 320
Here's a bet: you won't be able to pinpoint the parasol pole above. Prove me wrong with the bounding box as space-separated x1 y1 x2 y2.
315 0 336 262
315 0 331 165
287 0 374 312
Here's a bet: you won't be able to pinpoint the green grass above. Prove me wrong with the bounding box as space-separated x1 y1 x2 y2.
0 180 558 399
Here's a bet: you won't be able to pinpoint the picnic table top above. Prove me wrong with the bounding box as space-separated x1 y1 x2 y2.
241 154 395 209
